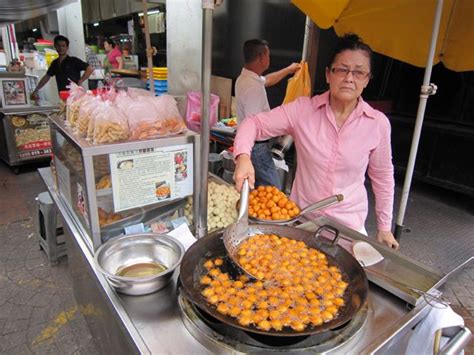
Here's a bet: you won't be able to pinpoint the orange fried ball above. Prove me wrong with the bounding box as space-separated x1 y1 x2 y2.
248 186 300 221
200 235 348 332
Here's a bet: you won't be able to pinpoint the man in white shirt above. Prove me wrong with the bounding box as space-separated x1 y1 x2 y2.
235 39 300 189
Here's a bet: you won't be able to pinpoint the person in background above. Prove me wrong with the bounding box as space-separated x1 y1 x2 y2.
104 38 123 70
235 39 300 189
32 35 93 97
85 40 101 90
85 41 101 71
233 33 399 249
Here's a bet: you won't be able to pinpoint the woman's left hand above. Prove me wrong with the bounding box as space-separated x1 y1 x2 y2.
376 230 399 250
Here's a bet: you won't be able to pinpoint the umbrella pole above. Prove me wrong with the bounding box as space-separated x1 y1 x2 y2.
395 0 443 239
196 0 216 239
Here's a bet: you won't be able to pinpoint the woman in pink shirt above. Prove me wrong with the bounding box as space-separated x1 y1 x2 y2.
104 38 123 70
233 33 399 249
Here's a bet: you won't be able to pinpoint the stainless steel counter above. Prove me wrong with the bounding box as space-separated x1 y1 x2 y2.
38 167 471 354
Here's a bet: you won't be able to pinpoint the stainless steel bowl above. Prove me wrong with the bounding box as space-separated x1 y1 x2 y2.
94 233 184 296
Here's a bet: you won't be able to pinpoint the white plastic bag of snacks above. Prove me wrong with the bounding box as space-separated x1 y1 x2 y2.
151 95 187 134
128 95 186 140
101 86 118 103
127 87 155 99
66 82 86 127
93 101 129 144
86 102 99 140
115 90 134 112
77 94 100 137
126 97 161 140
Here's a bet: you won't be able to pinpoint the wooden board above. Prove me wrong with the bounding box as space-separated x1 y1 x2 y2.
111 69 140 77
211 75 232 119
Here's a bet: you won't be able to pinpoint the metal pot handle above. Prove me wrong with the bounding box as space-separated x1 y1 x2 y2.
314 225 340 247
237 179 249 222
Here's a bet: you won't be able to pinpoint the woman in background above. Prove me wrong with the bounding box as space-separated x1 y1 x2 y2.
104 38 123 70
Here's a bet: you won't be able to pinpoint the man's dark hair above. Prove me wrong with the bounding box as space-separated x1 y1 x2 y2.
327 33 373 71
54 35 69 47
243 39 269 64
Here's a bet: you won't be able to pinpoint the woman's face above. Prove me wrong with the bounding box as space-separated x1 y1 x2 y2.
104 41 112 52
325 49 371 104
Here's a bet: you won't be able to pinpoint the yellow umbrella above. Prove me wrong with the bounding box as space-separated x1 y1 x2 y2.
292 0 474 71
292 0 473 238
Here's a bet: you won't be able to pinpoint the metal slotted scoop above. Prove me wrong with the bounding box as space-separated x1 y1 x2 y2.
222 179 258 278
250 194 344 225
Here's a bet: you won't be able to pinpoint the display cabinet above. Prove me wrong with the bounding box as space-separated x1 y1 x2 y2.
49 114 201 251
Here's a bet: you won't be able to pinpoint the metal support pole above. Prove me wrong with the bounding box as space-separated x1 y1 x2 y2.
301 16 313 62
272 16 314 162
395 0 443 239
142 0 155 94
197 0 215 239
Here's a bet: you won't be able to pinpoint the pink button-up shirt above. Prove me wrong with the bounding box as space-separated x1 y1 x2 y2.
233 91 394 231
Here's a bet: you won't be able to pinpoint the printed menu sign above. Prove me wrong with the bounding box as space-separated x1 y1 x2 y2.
8 114 52 160
109 144 193 212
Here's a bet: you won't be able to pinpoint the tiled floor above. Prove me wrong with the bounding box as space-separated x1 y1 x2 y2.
0 161 98 354
0 159 472 353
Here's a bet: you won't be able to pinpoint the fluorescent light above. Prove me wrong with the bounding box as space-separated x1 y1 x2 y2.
93 22 99 27
32 28 38 32
138 9 160 16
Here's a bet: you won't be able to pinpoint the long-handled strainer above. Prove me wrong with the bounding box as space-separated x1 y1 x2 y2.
222 179 259 278
250 194 344 225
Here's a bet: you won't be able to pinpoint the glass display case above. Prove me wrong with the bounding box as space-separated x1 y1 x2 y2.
0 72 59 172
50 114 201 251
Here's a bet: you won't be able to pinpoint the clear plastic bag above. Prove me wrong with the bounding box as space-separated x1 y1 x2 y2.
127 87 155 99
150 95 186 136
77 94 100 137
126 95 186 140
93 101 129 144
66 82 86 127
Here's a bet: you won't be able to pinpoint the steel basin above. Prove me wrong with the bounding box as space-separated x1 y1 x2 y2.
95 233 184 296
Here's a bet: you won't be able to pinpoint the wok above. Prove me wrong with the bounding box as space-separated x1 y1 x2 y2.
179 224 368 337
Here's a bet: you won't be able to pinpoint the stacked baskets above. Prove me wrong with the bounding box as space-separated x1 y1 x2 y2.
146 67 168 95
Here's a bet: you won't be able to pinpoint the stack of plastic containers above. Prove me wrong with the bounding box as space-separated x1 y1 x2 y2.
146 67 168 95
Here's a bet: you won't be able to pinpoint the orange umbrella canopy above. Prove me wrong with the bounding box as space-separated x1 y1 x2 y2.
292 0 474 72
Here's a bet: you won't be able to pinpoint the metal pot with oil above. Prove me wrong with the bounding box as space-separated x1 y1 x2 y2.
95 233 184 296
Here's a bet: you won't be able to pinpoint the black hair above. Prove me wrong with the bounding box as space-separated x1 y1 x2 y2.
327 33 373 71
243 39 269 64
104 37 115 48
54 35 69 47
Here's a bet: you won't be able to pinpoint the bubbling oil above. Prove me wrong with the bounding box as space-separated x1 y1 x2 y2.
116 262 167 278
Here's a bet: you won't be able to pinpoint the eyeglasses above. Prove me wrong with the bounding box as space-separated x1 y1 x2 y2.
331 67 370 80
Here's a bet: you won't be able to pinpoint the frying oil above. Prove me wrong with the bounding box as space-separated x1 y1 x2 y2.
116 262 167 278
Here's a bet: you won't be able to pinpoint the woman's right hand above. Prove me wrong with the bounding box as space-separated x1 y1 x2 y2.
233 154 255 191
